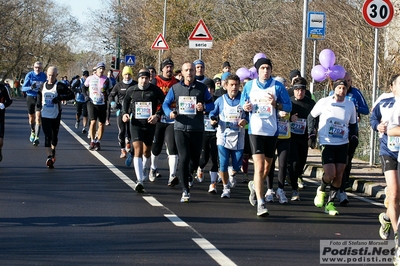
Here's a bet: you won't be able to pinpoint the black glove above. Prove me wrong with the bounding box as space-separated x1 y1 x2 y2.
84 96 90 102
210 116 218 128
308 134 317 149
31 83 37 90
36 103 42 109
349 135 359 151
52 97 60 104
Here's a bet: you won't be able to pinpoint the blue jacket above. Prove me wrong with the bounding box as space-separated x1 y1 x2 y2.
163 80 214 132
22 71 47 97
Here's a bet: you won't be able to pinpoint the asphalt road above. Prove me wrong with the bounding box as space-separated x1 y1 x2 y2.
0 99 392 266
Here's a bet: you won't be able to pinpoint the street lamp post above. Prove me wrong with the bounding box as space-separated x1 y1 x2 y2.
159 0 167 69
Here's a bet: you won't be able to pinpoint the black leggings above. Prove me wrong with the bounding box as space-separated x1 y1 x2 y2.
267 138 291 189
152 122 177 155
41 113 61 148
174 130 203 192
288 136 309 190
116 112 131 148
199 131 218 172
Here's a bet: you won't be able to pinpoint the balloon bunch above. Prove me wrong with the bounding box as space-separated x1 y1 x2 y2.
236 53 268 81
311 49 346 82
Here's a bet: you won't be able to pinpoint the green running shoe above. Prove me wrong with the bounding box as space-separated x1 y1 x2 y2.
314 186 326 208
379 212 391 240
325 202 339 216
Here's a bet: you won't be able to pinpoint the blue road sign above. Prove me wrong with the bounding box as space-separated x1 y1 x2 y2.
307 12 326 40
125 55 136 66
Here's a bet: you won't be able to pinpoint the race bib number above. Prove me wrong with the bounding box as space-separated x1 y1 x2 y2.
91 91 104 105
388 136 400 152
44 92 54 108
253 98 273 118
291 118 306 135
278 120 289 137
328 120 346 138
135 102 152 119
204 115 216 132
179 96 196 115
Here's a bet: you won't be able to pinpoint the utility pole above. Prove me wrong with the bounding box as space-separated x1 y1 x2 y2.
116 0 121 72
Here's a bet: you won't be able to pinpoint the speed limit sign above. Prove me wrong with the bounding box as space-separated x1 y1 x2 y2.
362 0 394 28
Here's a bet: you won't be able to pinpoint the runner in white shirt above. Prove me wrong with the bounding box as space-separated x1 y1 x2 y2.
308 79 357 216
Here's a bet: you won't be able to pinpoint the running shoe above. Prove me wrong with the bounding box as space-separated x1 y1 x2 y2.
125 152 133 166
30 132 35 142
298 177 306 188
265 189 274 203
105 120 110 126
75 120 79 129
89 142 96 151
33 138 39 146
324 202 339 215
291 190 300 201
221 187 231 198
134 182 144 193
168 175 179 187
276 188 288 204
82 127 87 134
125 142 131 153
339 191 349 205
379 212 391 240
180 190 190 203
94 142 101 151
149 168 157 182
314 186 326 208
394 247 400 266
120 149 127 159
242 173 249 183
208 183 217 193
257 203 269 217
196 167 204 183
46 156 54 169
248 180 257 206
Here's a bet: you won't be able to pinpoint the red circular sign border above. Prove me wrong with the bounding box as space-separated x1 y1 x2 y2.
362 0 394 28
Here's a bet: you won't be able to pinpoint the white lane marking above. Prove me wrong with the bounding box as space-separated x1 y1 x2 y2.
303 177 385 207
60 120 137 191
143 196 163 207
164 214 189 227
61 121 235 265
192 238 237 266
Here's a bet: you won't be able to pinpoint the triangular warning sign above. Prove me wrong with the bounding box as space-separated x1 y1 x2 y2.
188 19 213 41
151 33 169 50
112 70 121 79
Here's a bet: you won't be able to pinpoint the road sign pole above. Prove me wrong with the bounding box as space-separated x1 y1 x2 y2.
369 28 379 166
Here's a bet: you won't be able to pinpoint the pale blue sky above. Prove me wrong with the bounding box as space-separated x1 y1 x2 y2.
53 0 101 24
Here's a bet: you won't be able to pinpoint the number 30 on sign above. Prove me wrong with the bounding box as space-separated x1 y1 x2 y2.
362 0 394 28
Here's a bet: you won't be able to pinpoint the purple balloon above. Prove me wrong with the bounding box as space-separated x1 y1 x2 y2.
249 67 258 79
311 65 327 82
236 67 251 81
253 53 267 64
319 49 336 69
329 65 346 80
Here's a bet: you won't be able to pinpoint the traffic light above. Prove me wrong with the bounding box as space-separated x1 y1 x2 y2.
111 56 116 69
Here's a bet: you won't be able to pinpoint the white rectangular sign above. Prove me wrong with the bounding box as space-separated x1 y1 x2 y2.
189 41 213 49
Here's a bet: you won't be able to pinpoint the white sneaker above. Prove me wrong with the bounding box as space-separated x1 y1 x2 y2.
291 190 300 201
196 167 204 183
339 191 349 205
221 187 231 198
149 168 157 182
265 189 274 203
298 177 306 189
276 188 288 204
180 190 190 203
208 183 217 193
248 180 257 206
